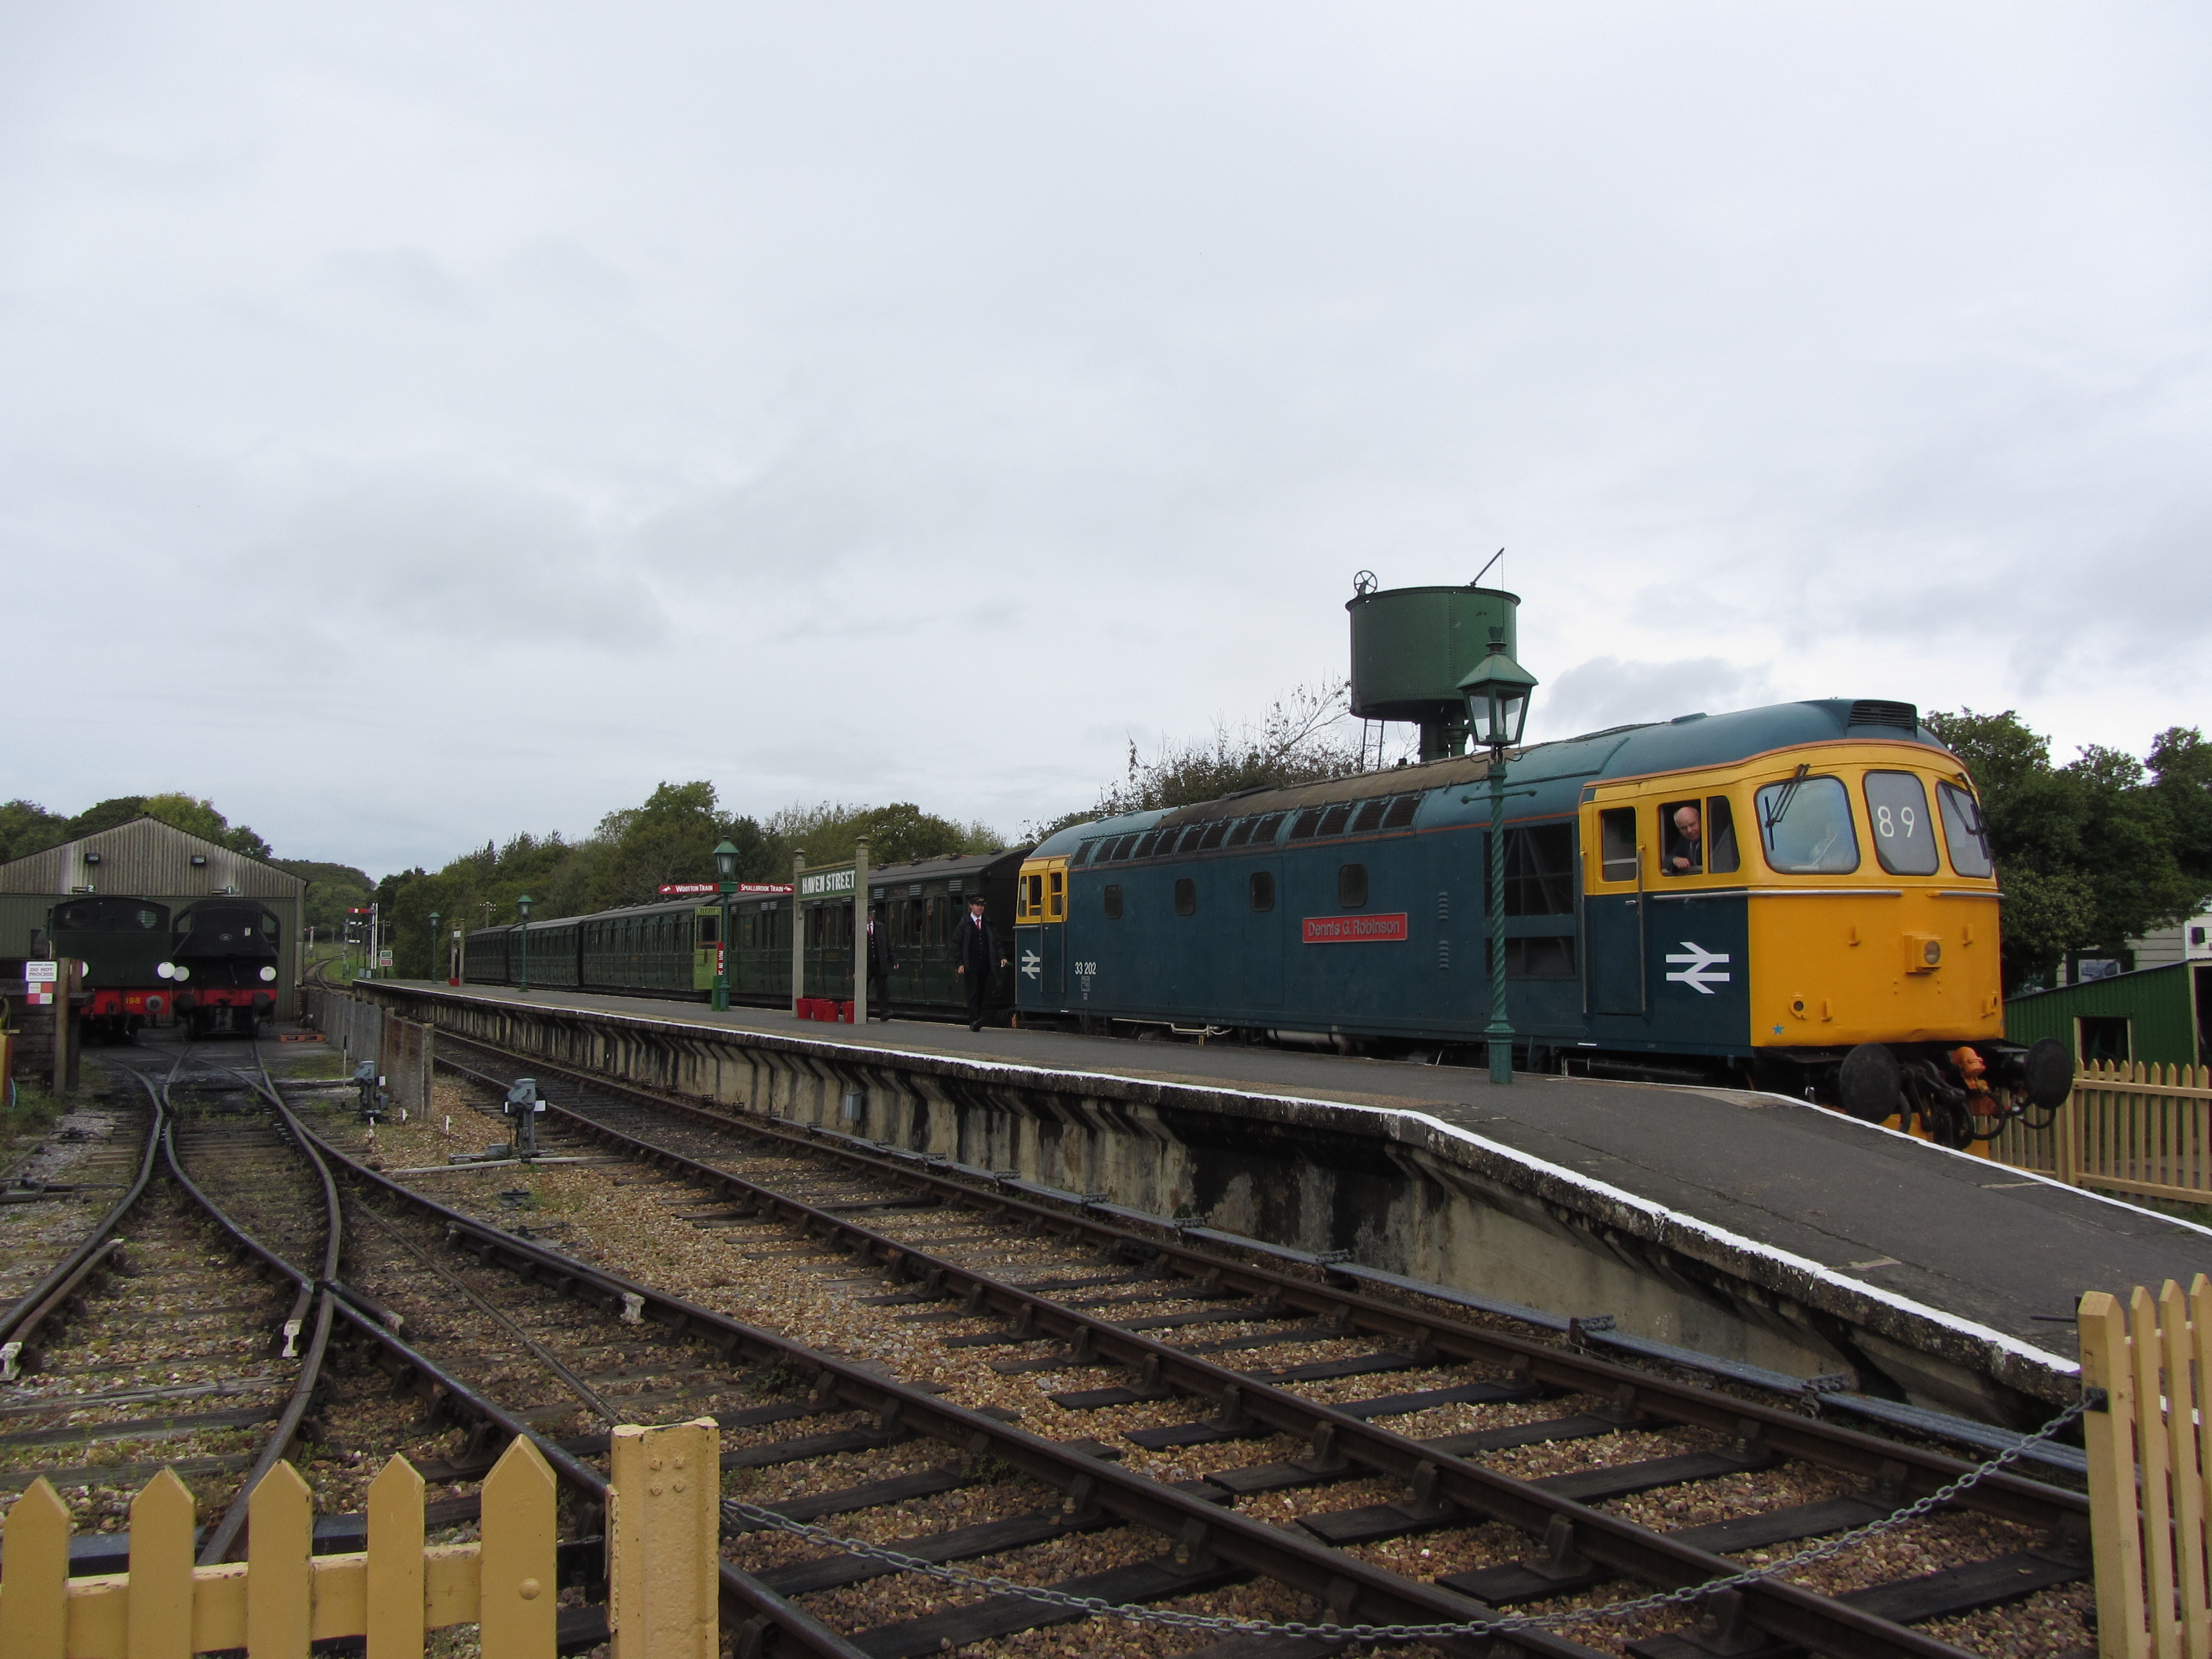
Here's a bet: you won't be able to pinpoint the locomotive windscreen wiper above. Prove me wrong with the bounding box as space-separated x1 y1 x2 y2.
1761 763 1812 832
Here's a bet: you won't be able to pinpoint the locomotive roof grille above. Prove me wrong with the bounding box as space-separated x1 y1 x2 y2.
1847 699 1919 733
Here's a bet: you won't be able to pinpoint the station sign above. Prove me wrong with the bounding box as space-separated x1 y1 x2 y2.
377 950 394 968
1301 912 1409 944
658 882 795 897
797 867 857 900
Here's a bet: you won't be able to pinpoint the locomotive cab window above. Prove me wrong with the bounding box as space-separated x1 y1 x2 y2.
1103 884 1124 920
1756 775 1860 874
1706 797 1740 873
1937 781 1995 879
1337 863 1368 908
1598 807 1638 883
1660 801 1702 876
1249 871 1275 912
1047 871 1064 919
1864 772 1939 875
1174 879 1197 916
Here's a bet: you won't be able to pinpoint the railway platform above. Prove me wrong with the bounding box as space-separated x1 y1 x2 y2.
343 980 2209 1426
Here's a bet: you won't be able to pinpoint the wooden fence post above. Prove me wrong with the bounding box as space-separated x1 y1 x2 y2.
128 1467 195 1659
247 1461 314 1658
610 1417 721 1659
367 1454 427 1659
0 1477 71 1659
2081 1290 2146 1659
479 1436 558 1659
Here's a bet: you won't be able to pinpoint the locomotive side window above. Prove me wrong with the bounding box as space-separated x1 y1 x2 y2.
1048 871 1064 919
1660 801 1703 876
1598 808 1637 883
1504 825 1575 914
1103 884 1124 920
1249 872 1275 912
1936 781 1995 878
1864 772 1938 875
1174 879 1197 916
1337 863 1368 908
1756 775 1860 873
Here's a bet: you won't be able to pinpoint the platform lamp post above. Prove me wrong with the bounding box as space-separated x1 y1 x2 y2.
427 912 440 984
711 840 740 1011
517 894 533 995
1459 630 1538 1086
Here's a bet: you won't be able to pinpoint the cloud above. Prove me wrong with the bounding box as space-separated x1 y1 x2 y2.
1532 658 1784 744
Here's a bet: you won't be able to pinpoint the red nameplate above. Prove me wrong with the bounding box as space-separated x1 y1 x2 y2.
1301 912 1409 944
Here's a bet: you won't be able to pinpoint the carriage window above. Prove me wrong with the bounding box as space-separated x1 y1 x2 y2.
1505 825 1575 914
1224 818 1255 848
1048 872 1064 919
1103 884 1124 920
1937 781 1995 879
1659 800 1703 877
1337 864 1368 908
1382 795 1420 830
1249 872 1275 912
1756 776 1860 874
697 916 719 946
1174 879 1197 916
1864 772 1939 875
1349 800 1386 834
1598 808 1637 883
1198 821 1229 851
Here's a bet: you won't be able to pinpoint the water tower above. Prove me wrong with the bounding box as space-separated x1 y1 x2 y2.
1345 574 1521 762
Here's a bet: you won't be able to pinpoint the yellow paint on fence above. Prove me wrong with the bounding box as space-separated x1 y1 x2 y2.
610 1419 721 1659
2081 1276 2212 1659
366 1453 425 1659
126 1469 193 1659
479 1436 558 1659
1999 1061 2212 1201
1 1478 71 1659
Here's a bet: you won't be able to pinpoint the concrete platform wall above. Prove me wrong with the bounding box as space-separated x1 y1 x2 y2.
347 982 2075 1425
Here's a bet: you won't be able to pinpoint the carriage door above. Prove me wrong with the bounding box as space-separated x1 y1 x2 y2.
1014 858 1068 1011
1583 802 1647 1016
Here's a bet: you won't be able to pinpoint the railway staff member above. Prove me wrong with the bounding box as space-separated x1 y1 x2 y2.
866 905 898 1021
952 893 1005 1032
1667 804 1704 874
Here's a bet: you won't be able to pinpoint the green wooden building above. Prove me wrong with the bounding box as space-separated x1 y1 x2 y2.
2005 960 2210 1069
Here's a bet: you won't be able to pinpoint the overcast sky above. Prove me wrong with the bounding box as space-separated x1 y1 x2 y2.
4 3 2206 876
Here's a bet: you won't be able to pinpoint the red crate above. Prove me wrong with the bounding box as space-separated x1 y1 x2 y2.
838 1000 855 1023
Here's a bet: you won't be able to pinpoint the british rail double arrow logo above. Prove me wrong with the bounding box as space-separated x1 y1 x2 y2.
1663 941 1731 995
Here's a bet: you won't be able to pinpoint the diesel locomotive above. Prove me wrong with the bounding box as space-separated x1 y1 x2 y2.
456 582 2056 1141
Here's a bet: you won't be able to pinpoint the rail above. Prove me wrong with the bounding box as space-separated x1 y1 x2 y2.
0 1422 722 1659
2079 1276 2211 1659
1993 1061 2212 1205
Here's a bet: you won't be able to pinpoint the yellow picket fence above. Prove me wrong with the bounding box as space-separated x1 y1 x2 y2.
1994 1061 2212 1204
0 1420 721 1659
2080 1277 2212 1659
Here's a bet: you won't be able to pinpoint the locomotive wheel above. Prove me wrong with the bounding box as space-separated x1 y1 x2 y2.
1837 1042 1902 1123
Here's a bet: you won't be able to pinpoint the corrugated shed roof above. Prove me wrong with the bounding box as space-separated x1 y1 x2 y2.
0 818 306 900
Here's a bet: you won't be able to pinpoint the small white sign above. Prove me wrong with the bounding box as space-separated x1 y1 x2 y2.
25 961 59 983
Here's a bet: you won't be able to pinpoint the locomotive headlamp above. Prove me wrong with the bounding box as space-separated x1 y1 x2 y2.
713 840 740 882
156 962 174 979
1458 632 1538 753
259 966 277 982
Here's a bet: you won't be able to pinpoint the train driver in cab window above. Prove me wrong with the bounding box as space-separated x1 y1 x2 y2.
1663 802 1704 875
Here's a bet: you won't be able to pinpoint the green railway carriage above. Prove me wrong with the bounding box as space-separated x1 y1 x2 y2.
460 848 1026 1020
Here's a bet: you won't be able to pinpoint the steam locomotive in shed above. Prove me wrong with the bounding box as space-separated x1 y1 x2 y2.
456 582 2060 1142
44 893 286 1039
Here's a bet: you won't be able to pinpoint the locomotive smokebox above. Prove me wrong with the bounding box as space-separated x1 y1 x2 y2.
1346 580 1520 761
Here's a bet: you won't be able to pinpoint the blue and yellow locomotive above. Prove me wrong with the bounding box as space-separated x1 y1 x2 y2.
1013 583 2058 1144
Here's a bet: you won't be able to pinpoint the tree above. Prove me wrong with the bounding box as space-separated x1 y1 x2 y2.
0 800 69 865
1926 709 2212 990
1093 679 1368 817
763 802 1000 871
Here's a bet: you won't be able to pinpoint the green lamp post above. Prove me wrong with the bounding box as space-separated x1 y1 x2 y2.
711 839 740 1011
428 911 440 983
516 894 533 994
1459 630 1538 1086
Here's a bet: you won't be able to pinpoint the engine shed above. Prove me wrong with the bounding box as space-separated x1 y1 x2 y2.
0 817 307 1018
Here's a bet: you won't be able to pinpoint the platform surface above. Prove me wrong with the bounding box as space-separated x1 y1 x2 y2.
378 982 2211 1375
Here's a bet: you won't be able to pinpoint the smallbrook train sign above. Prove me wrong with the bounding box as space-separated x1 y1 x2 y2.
1301 912 1409 943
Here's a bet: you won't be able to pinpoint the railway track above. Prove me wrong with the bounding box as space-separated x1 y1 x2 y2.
262 1034 2098 1659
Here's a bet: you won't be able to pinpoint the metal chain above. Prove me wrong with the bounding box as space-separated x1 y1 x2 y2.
721 1395 2093 1642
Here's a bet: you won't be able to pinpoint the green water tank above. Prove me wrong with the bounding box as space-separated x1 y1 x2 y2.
1346 583 1520 760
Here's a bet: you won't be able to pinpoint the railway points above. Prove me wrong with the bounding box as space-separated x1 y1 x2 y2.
345 977 2211 1437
